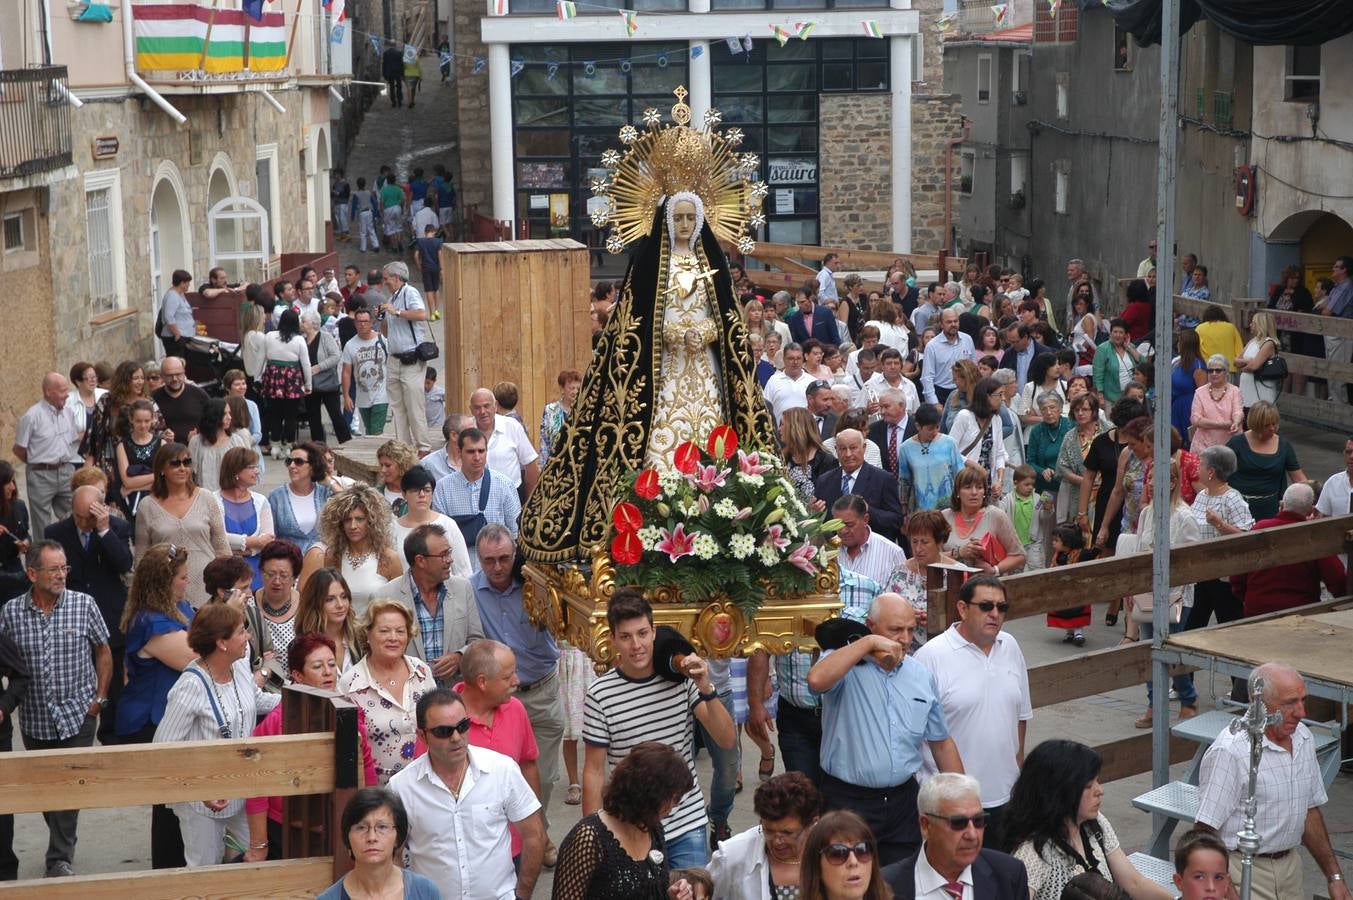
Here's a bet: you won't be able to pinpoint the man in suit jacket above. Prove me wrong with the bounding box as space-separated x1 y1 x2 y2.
996 322 1053 391
789 287 841 348
868 388 919 480
387 522 484 686
882 773 1028 900
46 485 133 744
813 429 902 542
806 380 838 441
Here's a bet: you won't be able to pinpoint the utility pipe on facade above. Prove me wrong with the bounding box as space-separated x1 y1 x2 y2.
122 1 187 124
942 117 970 255
38 0 82 106
260 90 287 113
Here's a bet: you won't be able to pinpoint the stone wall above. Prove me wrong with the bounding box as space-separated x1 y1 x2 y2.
819 93 892 250
911 93 962 254
450 1 492 219
0 187 57 454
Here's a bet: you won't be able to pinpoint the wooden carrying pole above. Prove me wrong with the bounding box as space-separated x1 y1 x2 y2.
283 0 306 68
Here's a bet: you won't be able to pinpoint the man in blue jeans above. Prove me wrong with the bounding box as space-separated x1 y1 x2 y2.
698 660 740 850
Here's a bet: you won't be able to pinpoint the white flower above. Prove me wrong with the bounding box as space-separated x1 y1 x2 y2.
658 471 683 494
737 473 765 489
637 526 662 551
680 500 702 518
693 533 720 559
713 498 739 519
774 492 787 508
758 545 780 567
785 519 799 539
729 533 756 559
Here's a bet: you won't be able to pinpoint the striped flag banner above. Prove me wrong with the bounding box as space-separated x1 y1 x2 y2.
793 20 817 39
133 3 248 72
770 24 792 46
860 19 883 38
248 8 287 71
933 12 957 31
620 9 638 36
1048 0 1062 15
991 3 1008 24
556 0 576 20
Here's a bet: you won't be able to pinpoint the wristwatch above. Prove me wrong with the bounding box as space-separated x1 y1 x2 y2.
1330 873 1344 883
92 697 109 710
698 688 719 704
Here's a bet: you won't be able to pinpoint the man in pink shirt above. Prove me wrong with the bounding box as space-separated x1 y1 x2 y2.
454 639 541 862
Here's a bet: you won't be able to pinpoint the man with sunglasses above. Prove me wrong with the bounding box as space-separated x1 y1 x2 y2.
389 688 544 900
881 773 1029 899
807 592 962 867
913 574 1031 853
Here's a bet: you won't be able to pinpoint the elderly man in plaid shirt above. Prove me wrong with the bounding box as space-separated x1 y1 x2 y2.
744 568 881 786
0 540 111 878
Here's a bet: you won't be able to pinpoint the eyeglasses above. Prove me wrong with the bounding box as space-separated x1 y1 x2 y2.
351 822 396 837
1207 368 1226 373
408 485 434 496
821 842 873 866
167 458 193 468
426 717 472 739
925 813 988 831
262 570 293 582
419 550 454 561
285 457 310 467
34 565 72 575
964 600 1010 613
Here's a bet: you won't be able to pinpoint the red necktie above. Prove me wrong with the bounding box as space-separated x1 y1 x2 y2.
943 882 964 900
888 424 899 473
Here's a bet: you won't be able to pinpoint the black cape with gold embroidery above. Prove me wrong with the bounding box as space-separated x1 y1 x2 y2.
520 213 776 563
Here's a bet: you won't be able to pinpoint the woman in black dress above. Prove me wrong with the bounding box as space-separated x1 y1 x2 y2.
0 462 30 602
552 742 697 900
1077 397 1147 626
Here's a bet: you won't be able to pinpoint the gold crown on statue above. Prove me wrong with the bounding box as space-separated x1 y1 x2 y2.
590 86 766 255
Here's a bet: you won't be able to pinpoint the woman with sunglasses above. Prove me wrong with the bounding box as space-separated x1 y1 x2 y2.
299 484 401 611
135 443 231 608
267 441 333 554
244 632 379 861
798 810 889 900
153 602 279 866
1189 354 1244 455
708 771 823 900
552 741 697 900
392 465 471 577
1006 740 1173 900
317 788 440 900
339 599 436 784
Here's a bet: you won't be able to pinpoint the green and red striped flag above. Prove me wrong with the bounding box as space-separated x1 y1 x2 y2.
861 20 883 38
620 9 638 36
556 0 576 20
133 3 246 72
770 24 792 46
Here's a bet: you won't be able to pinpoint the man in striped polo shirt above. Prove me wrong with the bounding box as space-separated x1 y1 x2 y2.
582 589 736 868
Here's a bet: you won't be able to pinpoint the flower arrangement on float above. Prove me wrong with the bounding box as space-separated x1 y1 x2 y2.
609 425 843 614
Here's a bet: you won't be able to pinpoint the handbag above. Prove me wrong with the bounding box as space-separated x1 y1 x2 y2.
391 286 440 364
450 470 492 549
1255 341 1287 383
1056 824 1131 900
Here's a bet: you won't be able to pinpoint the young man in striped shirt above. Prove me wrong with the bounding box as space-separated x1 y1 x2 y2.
581 589 735 868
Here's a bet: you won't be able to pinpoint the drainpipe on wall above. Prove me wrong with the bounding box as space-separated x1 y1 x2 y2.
259 90 287 113
943 116 971 255
123 1 187 125
38 0 82 106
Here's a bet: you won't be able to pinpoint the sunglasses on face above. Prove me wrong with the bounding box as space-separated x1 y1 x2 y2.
927 813 987 831
1207 368 1226 373
426 717 472 739
964 600 1010 613
167 458 193 468
822 842 873 866
286 457 310 467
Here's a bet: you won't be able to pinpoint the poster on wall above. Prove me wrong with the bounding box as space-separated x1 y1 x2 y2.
530 195 549 210
767 157 817 185
549 193 570 232
775 189 795 214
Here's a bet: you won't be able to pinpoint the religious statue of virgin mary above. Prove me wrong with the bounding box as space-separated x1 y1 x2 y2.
520 88 777 563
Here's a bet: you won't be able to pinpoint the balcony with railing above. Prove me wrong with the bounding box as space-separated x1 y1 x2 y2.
0 66 74 181
956 0 1034 35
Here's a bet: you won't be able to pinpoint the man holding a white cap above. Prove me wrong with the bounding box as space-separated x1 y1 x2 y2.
380 261 434 453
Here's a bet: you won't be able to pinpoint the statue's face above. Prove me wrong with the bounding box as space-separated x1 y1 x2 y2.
672 199 697 245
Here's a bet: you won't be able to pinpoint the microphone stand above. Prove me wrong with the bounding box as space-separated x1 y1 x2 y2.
1228 673 1283 900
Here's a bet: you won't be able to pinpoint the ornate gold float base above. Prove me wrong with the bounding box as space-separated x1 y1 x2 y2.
522 552 842 671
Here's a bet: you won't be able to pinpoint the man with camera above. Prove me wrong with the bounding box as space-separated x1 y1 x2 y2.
378 261 435 453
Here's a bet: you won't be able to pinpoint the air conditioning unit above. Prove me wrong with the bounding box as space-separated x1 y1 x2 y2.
1012 90 1028 105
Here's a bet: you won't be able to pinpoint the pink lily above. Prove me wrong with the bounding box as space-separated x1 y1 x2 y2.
762 524 790 552
654 524 697 563
734 506 753 521
787 543 818 574
737 450 770 476
687 463 728 493
697 495 711 515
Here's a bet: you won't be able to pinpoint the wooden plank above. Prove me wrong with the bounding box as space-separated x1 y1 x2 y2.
0 734 335 815
1094 732 1196 783
1272 392 1353 430
1275 352 1353 382
1164 614 1353 686
1000 516 1353 622
1029 642 1178 708
747 241 964 274
1262 305 1353 341
0 858 334 899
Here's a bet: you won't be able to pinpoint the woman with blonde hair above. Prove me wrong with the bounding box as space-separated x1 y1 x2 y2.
778 407 835 506
294 567 363 670
941 358 982 433
376 439 419 515
299 483 402 611
743 297 771 341
1237 311 1281 412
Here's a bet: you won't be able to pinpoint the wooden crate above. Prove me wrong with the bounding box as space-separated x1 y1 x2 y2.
439 240 593 439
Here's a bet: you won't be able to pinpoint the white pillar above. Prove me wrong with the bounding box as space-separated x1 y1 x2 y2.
890 33 913 253
687 0 710 126
488 43 515 228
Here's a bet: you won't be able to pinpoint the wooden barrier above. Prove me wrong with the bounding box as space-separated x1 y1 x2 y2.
0 687 355 896
923 514 1353 782
739 241 965 298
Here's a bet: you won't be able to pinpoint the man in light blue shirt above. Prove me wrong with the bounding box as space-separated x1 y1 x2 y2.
816 253 841 301
431 429 521 566
920 308 974 407
807 593 963 866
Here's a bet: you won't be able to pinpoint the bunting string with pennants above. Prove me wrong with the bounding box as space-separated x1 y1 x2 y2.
990 3 1009 25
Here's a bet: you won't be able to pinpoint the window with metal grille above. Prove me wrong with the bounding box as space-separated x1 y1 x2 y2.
3 213 24 252
1034 2 1077 43
85 187 118 312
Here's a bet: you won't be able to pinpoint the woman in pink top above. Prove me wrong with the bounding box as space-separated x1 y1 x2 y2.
1189 354 1244 453
243 632 379 860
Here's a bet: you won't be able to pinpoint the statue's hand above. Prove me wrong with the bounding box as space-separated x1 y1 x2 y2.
684 329 701 353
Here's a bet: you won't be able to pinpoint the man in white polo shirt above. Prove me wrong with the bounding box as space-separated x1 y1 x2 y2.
913 573 1030 852
763 344 814 424
469 388 538 497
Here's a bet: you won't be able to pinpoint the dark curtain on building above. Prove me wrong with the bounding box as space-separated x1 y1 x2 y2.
1085 0 1353 47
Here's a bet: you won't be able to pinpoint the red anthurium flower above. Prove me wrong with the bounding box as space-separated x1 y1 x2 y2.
706 425 739 460
612 502 643 533
611 531 643 565
634 469 661 500
673 441 701 474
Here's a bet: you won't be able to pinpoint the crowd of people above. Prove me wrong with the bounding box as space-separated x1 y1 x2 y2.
0 246 1349 900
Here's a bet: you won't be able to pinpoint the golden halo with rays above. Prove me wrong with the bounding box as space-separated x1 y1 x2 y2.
591 86 765 255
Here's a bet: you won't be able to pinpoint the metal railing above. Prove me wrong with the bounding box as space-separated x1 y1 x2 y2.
0 65 74 180
957 0 1033 34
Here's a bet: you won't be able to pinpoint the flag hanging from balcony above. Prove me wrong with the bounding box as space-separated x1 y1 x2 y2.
133 4 247 73
1048 0 1061 16
860 20 883 38
322 0 346 24
991 3 1009 25
793 20 817 39
248 7 287 71
770 24 792 46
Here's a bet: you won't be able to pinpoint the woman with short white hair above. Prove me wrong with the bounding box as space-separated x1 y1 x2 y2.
299 310 351 445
